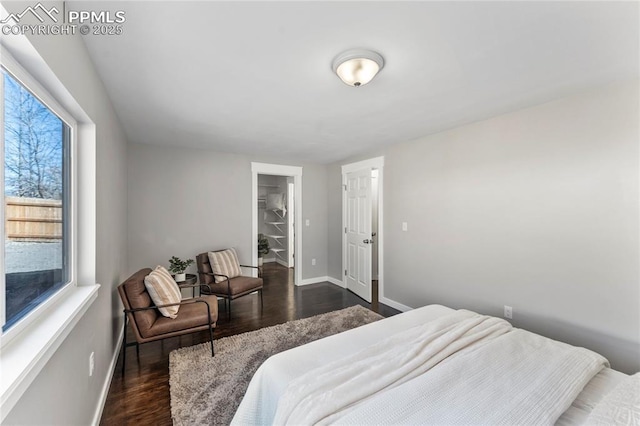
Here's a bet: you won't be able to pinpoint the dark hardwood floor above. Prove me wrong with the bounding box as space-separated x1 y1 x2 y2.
100 263 399 425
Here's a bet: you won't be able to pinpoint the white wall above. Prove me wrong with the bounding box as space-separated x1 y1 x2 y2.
3 4 129 425
127 144 328 280
328 80 640 373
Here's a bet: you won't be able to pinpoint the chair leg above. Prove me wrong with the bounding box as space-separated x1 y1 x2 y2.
260 289 264 309
228 299 231 321
136 342 140 358
122 314 127 376
208 326 215 357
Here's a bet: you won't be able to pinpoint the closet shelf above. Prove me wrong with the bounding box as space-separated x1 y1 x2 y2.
260 182 287 258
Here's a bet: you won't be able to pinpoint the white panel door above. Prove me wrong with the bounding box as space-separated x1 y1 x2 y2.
345 168 372 302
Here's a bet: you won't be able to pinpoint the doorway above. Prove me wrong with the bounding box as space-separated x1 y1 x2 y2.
257 174 293 269
251 163 302 286
342 157 384 304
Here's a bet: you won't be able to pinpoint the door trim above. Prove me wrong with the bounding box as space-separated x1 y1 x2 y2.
251 162 303 286
287 181 295 267
341 156 384 302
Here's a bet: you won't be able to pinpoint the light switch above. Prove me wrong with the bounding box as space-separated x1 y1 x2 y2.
305 219 310 227
402 222 408 231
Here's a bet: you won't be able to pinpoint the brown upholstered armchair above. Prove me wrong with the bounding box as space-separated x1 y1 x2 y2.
117 268 219 375
196 251 263 321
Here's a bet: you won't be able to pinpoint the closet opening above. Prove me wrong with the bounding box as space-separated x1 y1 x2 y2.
251 162 302 286
257 174 295 276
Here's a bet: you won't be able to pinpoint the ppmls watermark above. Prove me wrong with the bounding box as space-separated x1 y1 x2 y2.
1 2 126 36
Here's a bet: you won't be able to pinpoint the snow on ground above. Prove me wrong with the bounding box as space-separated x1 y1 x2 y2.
5 240 62 273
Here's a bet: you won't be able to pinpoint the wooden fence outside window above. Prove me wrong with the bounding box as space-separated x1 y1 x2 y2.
5 196 62 241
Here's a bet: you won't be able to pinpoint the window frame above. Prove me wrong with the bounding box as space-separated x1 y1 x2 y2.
1 49 78 347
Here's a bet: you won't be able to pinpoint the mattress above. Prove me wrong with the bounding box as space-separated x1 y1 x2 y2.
232 304 627 425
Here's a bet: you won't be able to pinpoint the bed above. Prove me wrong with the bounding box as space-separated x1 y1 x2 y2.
232 305 638 425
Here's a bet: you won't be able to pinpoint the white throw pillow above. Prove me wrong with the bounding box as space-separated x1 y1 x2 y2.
266 193 285 210
208 248 242 283
144 265 182 318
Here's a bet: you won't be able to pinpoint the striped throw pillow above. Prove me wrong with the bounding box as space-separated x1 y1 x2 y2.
144 265 182 318
208 249 242 283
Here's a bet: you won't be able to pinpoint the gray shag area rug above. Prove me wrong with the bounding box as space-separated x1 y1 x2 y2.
169 305 383 425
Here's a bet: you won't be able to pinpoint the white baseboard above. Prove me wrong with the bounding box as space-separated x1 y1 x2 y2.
91 325 124 426
327 276 345 288
264 258 289 267
379 296 413 312
298 276 331 286
263 257 276 263
299 276 346 288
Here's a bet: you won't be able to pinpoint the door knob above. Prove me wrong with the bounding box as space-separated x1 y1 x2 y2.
363 239 372 244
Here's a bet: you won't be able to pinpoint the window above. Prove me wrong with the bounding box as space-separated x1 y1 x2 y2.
0 42 98 419
2 68 72 332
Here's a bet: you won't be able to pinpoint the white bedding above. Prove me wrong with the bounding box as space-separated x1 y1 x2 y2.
557 368 628 425
585 373 640 425
231 305 626 425
232 305 455 425
275 310 516 424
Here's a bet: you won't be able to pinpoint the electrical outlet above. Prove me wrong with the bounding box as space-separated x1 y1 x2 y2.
402 222 408 231
305 219 310 227
89 351 95 377
504 305 513 319
312 258 316 266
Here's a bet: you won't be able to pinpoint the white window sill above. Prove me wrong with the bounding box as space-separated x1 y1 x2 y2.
0 284 100 422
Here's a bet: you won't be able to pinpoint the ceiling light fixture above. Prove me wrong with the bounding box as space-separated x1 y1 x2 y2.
332 49 384 87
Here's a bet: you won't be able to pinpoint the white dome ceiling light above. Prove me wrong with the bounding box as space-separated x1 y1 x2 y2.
332 49 384 87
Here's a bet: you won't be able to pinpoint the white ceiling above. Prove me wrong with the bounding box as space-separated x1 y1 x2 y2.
80 1 638 164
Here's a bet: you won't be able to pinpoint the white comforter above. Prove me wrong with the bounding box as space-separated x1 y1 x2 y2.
585 373 640 425
232 307 609 425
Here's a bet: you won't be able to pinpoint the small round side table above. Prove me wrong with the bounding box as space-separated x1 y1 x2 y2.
174 273 198 297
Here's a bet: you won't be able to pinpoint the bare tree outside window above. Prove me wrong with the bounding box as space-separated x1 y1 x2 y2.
4 73 63 200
